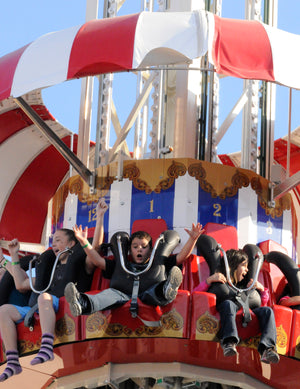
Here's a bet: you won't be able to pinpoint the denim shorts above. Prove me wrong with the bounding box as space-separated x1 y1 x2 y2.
13 295 60 324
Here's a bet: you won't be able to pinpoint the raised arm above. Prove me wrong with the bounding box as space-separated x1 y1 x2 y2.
176 223 204 265
6 239 32 292
91 197 108 248
74 198 109 274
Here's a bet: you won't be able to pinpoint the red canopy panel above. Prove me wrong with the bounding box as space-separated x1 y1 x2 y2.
0 136 75 243
0 92 79 244
67 14 139 78
0 105 55 143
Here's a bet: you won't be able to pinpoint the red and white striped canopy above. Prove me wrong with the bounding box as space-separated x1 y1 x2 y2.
1 10 300 245
1 10 300 102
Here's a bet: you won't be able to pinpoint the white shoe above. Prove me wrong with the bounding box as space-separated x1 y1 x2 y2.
163 266 183 302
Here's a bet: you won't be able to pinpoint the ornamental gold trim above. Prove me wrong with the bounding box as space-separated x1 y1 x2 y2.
123 161 186 194
55 313 75 338
123 163 152 194
188 162 217 197
86 311 108 337
18 339 39 355
195 311 219 340
219 170 250 199
154 161 187 193
276 324 288 352
84 308 184 338
251 177 291 218
188 163 249 199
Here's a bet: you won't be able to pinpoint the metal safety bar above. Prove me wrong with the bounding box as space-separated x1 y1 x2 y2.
28 247 73 294
117 233 164 276
218 245 264 293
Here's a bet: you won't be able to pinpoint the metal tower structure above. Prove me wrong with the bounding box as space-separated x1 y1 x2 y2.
76 0 280 180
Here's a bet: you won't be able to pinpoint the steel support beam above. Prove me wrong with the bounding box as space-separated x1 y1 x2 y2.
14 97 95 188
108 72 156 163
270 171 300 203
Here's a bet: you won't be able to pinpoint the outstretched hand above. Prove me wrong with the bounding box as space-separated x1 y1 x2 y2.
73 225 88 245
247 278 264 292
8 238 20 256
206 272 227 285
184 223 204 241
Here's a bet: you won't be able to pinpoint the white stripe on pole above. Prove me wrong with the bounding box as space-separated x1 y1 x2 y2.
237 186 258 248
108 179 132 239
173 173 199 254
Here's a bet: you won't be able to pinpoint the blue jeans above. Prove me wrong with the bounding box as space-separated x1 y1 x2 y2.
217 299 277 354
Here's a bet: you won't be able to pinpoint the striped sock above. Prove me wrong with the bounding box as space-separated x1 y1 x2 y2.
0 350 22 382
30 333 54 365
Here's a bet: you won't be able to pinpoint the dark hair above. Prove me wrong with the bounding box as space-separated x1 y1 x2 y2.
218 249 248 285
57 228 78 245
129 231 152 249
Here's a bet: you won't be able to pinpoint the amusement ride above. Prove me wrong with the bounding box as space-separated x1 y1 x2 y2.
0 0 300 388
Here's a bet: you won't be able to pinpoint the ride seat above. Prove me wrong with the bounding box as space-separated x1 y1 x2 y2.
203 222 238 251
131 218 167 243
259 239 288 255
16 296 82 358
80 218 190 341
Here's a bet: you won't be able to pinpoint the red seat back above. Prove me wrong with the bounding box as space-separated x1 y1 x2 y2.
259 239 288 255
131 218 168 243
204 222 238 251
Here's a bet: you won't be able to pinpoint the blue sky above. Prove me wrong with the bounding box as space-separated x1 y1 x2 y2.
1 1 300 155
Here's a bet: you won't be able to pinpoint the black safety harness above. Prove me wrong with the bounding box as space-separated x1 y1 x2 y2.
113 230 180 327
24 247 74 330
219 246 264 327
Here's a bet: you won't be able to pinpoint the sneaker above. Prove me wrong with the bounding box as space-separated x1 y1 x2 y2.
64 282 83 317
260 348 280 364
222 342 238 357
163 266 183 302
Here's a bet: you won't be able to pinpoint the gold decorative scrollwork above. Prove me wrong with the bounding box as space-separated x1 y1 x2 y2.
19 339 38 355
276 324 287 349
86 311 107 333
219 170 250 199
123 164 152 193
55 314 75 337
155 161 187 193
105 323 132 337
196 312 219 335
241 335 260 348
96 175 115 193
189 165 250 199
135 325 162 336
188 162 218 198
160 309 183 331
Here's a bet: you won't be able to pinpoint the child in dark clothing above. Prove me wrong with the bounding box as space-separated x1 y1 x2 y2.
0 198 105 382
193 249 280 364
65 198 204 316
